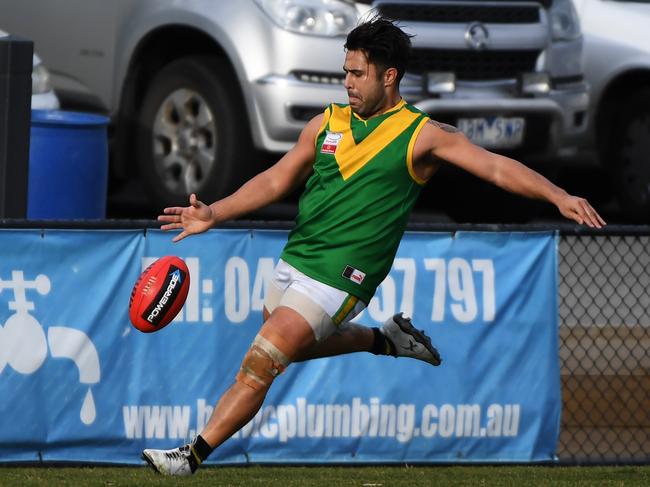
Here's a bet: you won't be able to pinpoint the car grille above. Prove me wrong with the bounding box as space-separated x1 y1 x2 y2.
377 3 541 23
409 49 540 80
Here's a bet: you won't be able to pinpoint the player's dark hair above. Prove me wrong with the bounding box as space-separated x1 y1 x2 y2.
344 16 413 83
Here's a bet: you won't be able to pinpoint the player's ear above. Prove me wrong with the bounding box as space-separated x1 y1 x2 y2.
384 67 398 88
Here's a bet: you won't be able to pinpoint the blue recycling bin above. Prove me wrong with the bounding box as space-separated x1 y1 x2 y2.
28 110 109 219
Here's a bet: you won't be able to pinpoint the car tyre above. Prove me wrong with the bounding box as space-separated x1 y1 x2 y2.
610 88 650 219
136 55 250 209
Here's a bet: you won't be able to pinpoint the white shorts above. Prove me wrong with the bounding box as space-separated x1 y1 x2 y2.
263 259 367 341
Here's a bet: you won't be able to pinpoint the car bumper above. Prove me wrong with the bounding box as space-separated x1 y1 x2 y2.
251 75 589 159
414 82 589 159
251 74 348 153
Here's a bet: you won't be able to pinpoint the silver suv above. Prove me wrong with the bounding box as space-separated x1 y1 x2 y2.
0 0 589 209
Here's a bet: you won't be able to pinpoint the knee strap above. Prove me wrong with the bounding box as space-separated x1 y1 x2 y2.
236 334 290 390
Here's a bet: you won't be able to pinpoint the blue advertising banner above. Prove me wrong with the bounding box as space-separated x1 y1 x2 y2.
0 229 559 464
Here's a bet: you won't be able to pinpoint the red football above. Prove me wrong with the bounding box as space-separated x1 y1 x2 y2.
129 255 190 333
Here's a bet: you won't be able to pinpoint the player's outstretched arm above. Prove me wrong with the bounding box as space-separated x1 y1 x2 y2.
158 114 323 242
418 121 606 228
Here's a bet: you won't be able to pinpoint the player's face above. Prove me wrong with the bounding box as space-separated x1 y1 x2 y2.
343 49 387 119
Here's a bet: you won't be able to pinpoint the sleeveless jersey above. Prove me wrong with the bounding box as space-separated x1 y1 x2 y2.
280 99 429 303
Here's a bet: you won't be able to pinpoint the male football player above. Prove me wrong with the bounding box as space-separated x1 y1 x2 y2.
144 17 604 475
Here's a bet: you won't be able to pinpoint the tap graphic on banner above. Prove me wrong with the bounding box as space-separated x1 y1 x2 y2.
0 271 101 425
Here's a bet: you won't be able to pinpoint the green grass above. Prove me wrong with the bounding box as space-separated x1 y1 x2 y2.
1 465 650 486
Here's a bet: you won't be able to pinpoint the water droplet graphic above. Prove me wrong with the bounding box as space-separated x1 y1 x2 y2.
80 388 96 425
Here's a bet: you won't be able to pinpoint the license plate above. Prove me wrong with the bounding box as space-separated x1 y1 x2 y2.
457 117 525 149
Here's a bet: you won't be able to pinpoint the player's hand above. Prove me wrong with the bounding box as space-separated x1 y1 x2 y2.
557 194 606 228
158 193 214 242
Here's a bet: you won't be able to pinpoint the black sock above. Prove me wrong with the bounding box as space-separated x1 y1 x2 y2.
188 434 214 471
370 327 396 356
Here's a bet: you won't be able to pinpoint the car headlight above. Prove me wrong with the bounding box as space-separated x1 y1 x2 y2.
32 62 53 95
550 0 581 41
254 0 359 37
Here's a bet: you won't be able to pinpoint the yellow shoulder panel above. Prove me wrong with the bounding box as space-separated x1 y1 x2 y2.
406 117 430 185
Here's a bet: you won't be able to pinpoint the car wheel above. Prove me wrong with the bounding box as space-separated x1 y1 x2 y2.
137 55 249 209
611 88 650 218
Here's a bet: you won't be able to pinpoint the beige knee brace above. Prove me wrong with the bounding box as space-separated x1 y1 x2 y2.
236 333 290 390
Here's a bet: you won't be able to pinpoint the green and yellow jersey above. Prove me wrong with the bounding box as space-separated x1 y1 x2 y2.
281 99 429 303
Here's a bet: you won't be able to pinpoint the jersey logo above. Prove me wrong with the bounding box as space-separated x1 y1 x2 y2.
342 265 366 285
321 131 343 154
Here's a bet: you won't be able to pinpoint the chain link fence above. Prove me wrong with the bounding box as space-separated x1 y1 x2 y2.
558 229 650 464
